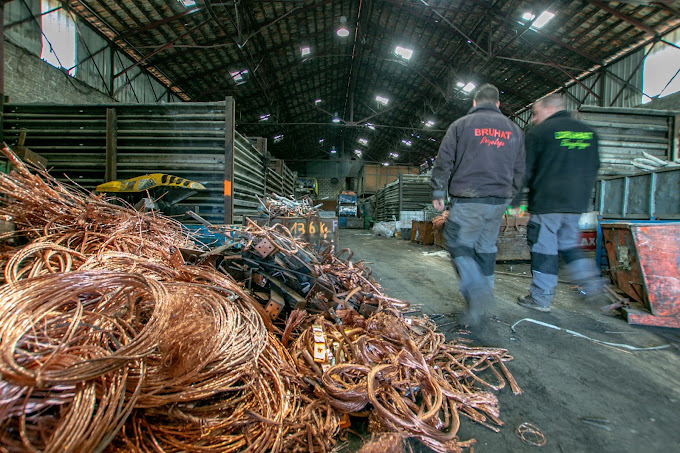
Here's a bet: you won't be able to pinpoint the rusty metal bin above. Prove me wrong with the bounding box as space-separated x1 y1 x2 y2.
247 216 339 251
601 222 680 328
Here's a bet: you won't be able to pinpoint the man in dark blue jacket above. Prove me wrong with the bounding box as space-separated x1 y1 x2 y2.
430 84 525 325
517 93 603 312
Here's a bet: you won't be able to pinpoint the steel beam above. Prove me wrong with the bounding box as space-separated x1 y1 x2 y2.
587 0 658 36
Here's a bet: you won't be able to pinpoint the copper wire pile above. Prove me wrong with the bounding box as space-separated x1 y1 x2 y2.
432 210 449 231
0 145 521 453
258 193 319 218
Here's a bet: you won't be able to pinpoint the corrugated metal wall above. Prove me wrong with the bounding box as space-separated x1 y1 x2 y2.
3 0 180 104
577 105 675 176
512 48 648 128
2 101 271 225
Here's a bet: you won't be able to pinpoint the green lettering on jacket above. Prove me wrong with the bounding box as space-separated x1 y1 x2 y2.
554 131 593 150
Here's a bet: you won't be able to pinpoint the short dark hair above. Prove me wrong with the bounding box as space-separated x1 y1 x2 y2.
474 84 499 104
535 93 565 110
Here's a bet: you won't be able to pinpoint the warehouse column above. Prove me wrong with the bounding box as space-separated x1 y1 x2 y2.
224 97 235 224
105 108 118 182
0 2 5 144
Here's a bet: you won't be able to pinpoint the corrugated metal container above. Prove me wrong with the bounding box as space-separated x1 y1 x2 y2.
2 100 266 225
375 174 431 221
577 105 676 176
597 166 680 220
247 216 339 251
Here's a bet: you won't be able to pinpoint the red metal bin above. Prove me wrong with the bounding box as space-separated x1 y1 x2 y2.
601 222 680 328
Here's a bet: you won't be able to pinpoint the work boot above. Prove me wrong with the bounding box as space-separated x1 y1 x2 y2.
517 295 551 313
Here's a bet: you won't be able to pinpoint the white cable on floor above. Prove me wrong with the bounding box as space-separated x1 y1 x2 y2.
510 318 671 351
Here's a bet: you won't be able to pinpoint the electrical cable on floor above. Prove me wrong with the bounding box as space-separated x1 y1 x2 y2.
510 318 671 351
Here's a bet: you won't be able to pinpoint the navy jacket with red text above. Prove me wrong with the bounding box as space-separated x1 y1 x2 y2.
430 103 525 200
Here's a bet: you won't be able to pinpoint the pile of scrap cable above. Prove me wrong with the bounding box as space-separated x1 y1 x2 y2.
258 193 321 218
432 210 449 230
0 144 521 453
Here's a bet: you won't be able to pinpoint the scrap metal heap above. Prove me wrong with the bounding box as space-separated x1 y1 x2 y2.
257 193 320 218
0 145 521 453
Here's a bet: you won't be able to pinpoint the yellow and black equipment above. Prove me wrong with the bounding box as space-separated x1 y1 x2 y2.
96 174 206 215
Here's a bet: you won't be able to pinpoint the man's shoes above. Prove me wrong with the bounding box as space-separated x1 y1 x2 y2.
517 295 551 313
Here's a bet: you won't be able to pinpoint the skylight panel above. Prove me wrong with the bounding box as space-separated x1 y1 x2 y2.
462 82 476 93
230 69 248 83
522 11 554 29
395 46 413 60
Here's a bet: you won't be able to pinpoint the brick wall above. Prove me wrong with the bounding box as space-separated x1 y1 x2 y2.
4 40 114 104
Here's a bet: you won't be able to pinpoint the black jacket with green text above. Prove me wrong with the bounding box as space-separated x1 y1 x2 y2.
430 103 525 201
524 110 600 214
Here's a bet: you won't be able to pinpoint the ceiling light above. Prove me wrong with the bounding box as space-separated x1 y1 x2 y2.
425 120 435 127
332 117 341 123
456 82 465 88
315 99 322 104
330 146 337 154
319 138 325 143
358 138 368 145
336 16 350 37
401 139 412 146
354 149 362 156
382 162 390 166
366 123 375 130
301 46 311 57
260 114 270 121
389 152 399 158
395 46 413 60
462 82 476 93
179 0 196 7
522 11 554 29
376 95 389 105
273 134 284 143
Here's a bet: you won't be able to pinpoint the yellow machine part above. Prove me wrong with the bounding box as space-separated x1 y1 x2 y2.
96 174 206 193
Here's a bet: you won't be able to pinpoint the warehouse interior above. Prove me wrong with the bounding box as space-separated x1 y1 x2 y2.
0 1 679 452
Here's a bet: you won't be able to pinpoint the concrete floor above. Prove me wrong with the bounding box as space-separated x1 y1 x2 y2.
338 229 680 453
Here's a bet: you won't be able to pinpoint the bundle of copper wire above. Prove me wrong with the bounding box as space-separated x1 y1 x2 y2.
285 309 521 453
0 145 521 452
432 210 449 230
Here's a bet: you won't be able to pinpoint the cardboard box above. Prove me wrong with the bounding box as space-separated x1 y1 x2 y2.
14 147 47 167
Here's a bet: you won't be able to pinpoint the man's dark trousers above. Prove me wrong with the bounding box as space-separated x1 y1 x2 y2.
527 213 603 307
443 198 508 321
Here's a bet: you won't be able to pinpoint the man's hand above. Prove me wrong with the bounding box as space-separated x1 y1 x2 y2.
432 199 445 211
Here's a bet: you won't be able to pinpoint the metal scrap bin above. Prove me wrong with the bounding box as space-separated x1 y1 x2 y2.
601 221 680 328
247 216 339 251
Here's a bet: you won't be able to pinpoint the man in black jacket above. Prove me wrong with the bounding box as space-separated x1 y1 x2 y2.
517 93 603 312
430 84 525 325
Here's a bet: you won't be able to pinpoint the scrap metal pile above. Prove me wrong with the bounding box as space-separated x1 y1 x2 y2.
258 193 320 218
0 145 521 453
